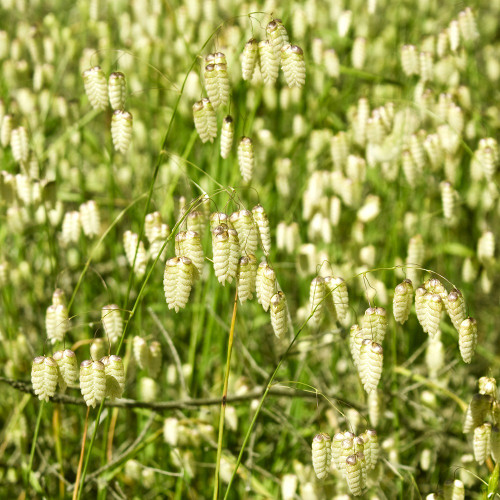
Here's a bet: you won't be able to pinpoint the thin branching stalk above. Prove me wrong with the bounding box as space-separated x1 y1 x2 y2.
214 290 238 500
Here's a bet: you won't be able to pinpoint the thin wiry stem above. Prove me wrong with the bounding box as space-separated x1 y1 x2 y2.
213 289 238 500
73 406 90 500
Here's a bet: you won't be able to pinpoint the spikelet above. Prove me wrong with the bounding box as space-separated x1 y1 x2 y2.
80 200 100 237
46 303 69 344
366 429 379 468
270 291 288 339
123 231 147 276
359 340 383 394
345 454 364 496
10 126 29 164
53 289 66 306
256 262 276 312
361 307 387 344
101 355 125 399
211 226 231 285
108 72 126 110
312 433 331 480
61 211 81 244
477 231 495 264
227 229 240 281
237 255 258 303
204 53 230 110
479 377 497 398
163 256 198 311
1 114 13 148
267 19 289 58
401 45 419 76
326 277 349 322
443 479 465 500
111 110 133 153
459 317 477 363
415 287 428 332
252 204 271 255
463 394 493 433
259 40 279 85
331 432 345 470
425 293 443 338
149 341 162 378
220 115 234 159
426 336 444 379
351 37 367 70
193 98 217 143
458 7 478 41
230 210 258 255
350 324 364 367
237 137 254 182
309 276 326 326
145 212 162 243
82 66 108 110
90 339 106 361
339 438 355 476
406 234 424 284
80 360 106 408
133 336 149 370
281 44 306 88
473 423 491 464
393 279 413 324
101 304 122 345
181 230 204 274
444 288 466 332
31 356 58 402
53 349 77 391
241 38 259 81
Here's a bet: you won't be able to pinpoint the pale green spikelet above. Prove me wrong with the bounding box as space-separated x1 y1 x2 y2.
331 432 345 470
237 137 254 182
459 317 477 363
193 98 217 143
266 19 289 58
393 279 413 324
181 230 204 274
270 291 288 339
230 210 258 255
361 307 387 344
108 71 126 110
443 479 465 500
256 262 276 312
327 276 349 322
479 377 497 398
309 276 326 326
259 40 279 85
204 52 230 110
366 429 379 468
101 355 125 399
463 393 493 433
473 423 491 464
425 293 443 338
133 336 149 371
339 437 355 476
252 204 271 255
80 359 106 408
359 340 383 394
82 66 108 110
445 288 467 331
209 212 231 231
237 254 258 303
53 349 77 391
101 304 122 345
163 256 198 311
220 115 234 159
345 454 364 496
312 433 331 480
350 324 364 367
281 44 306 88
31 356 58 402
241 38 259 81
111 110 133 153
90 338 107 362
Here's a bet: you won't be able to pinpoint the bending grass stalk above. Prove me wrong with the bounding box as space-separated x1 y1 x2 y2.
213 290 238 500
73 406 90 500
26 401 44 493
53 405 65 499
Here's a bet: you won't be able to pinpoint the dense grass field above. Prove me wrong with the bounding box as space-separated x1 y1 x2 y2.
1 0 500 498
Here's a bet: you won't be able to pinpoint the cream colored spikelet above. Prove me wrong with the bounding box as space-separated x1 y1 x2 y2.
90 338 106 362
230 210 258 255
241 38 259 81
193 98 217 143
366 429 379 468
111 110 133 153
31 356 58 402
227 228 240 283
368 389 381 427
210 212 230 231
108 71 126 110
393 279 413 324
349 324 364 367
445 288 467 331
359 340 383 393
80 359 106 408
259 40 279 85
459 317 477 363
325 276 349 321
1 114 13 148
10 126 29 164
181 230 204 274
463 393 493 433
361 307 387 344
331 432 345 470
339 437 355 476
281 44 306 88
101 355 125 399
415 287 428 332
101 304 123 345
345 454 364 496
186 210 205 237
443 479 465 500
53 349 78 391
270 291 288 339
252 204 271 255
237 254 258 303
473 423 492 464
163 256 198 311
425 293 443 338
82 66 108 110
237 137 254 182
312 433 331 480
46 303 69 343
80 200 100 237
478 377 497 398
204 53 230 110
309 276 326 326
256 262 276 312
220 115 234 159
61 211 81 245
266 19 289 58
